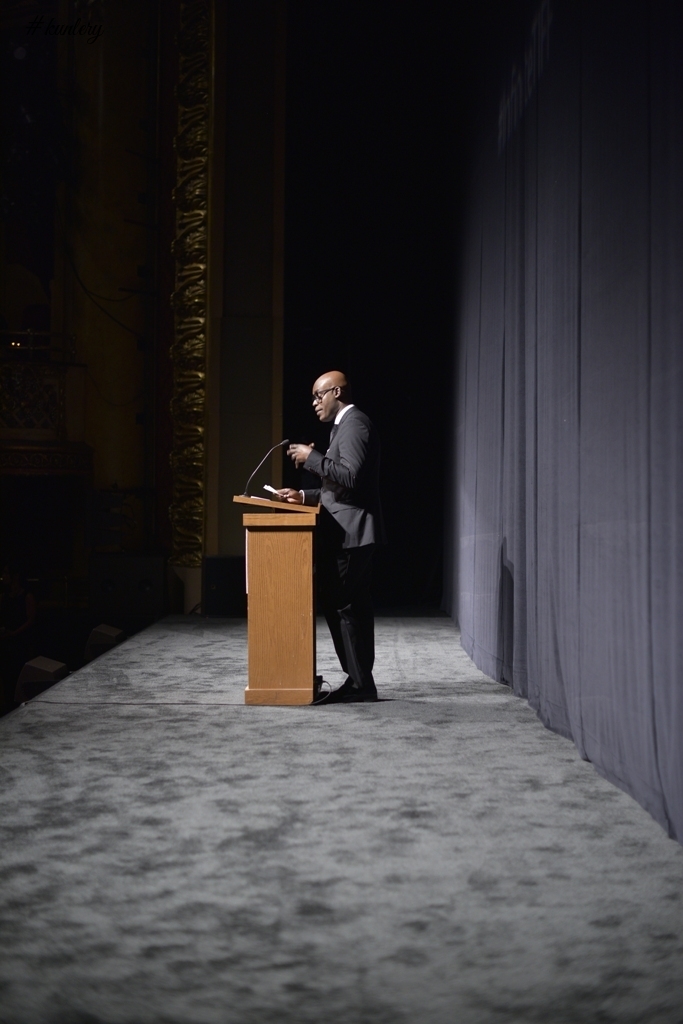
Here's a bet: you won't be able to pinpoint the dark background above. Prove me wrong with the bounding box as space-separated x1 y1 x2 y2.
0 0 520 613
282 0 520 608
283 0 458 607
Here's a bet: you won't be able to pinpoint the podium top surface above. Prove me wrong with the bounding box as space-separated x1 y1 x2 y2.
233 495 321 514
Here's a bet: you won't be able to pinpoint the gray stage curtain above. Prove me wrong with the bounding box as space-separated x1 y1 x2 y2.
448 0 683 841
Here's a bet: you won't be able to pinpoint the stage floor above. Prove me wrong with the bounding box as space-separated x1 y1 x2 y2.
0 615 681 1023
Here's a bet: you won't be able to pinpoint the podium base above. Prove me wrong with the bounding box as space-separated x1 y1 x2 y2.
244 687 313 706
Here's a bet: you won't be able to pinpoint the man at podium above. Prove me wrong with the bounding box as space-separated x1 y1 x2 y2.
275 371 385 703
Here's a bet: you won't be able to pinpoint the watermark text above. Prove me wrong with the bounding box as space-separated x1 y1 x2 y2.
26 16 103 44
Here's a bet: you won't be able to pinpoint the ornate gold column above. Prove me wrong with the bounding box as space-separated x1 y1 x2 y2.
169 0 287 601
169 0 210 590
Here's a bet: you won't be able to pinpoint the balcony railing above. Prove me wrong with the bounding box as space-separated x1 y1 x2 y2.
0 332 82 442
0 330 76 363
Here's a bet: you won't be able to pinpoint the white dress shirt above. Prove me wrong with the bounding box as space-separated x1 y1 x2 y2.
334 403 355 425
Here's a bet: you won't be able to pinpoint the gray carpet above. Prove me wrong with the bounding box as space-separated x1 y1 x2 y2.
0 616 681 1024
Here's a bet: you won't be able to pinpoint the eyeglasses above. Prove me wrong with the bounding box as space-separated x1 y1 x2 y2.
311 386 338 404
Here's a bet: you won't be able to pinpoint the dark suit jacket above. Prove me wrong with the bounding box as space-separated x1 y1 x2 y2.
302 406 386 549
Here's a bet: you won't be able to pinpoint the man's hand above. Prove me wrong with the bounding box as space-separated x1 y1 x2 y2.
287 443 314 468
273 488 304 504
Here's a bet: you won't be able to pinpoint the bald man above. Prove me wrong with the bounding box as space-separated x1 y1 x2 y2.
276 372 385 703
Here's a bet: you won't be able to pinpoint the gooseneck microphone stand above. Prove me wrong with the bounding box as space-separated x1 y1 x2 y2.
241 439 290 496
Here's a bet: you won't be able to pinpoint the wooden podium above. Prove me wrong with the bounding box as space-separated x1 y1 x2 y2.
233 495 320 705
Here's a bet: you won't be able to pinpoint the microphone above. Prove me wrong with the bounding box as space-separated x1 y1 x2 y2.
242 439 290 496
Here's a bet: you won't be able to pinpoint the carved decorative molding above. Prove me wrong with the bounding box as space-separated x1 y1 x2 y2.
169 0 210 567
0 442 92 476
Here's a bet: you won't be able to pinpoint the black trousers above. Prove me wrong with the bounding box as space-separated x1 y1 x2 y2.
317 543 375 689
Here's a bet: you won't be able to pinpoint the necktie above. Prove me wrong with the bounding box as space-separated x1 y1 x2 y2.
329 424 339 443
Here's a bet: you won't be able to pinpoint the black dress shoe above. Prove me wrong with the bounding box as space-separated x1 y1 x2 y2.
312 678 378 704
